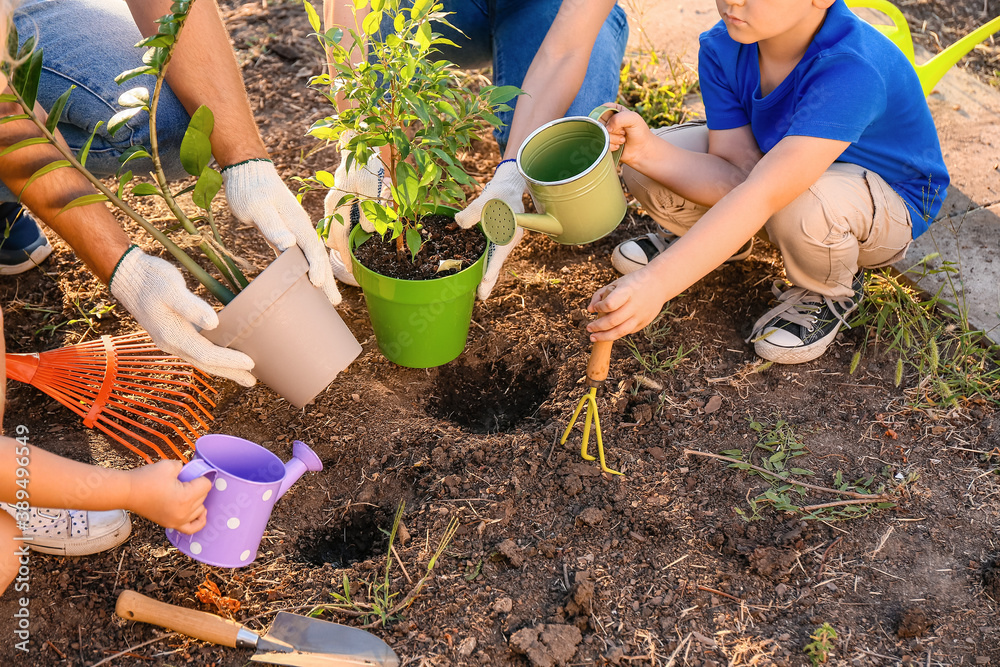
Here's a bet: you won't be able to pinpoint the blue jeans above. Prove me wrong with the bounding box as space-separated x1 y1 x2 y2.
3 0 190 203
378 0 629 152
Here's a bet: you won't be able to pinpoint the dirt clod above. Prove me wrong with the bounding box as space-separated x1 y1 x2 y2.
509 624 583 667
898 606 932 638
496 539 524 567
748 547 796 580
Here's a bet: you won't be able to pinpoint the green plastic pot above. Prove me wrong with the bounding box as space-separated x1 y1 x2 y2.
349 208 486 368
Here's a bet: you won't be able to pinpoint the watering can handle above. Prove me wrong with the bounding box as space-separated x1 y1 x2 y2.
177 458 216 483
589 106 624 166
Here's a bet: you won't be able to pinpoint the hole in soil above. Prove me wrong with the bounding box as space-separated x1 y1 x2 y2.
292 506 390 567
427 359 552 433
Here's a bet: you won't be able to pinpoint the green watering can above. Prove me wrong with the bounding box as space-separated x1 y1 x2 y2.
847 0 1000 97
482 106 626 246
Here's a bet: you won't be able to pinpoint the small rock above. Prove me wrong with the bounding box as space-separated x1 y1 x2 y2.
778 633 791 642
704 395 723 414
494 597 513 613
775 584 789 596
647 446 666 461
562 474 583 496
577 507 604 527
458 637 477 657
975 657 990 665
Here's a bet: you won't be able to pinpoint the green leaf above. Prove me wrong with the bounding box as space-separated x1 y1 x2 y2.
19 160 71 199
188 105 215 137
108 107 144 137
405 227 422 260
192 167 222 210
789 468 814 476
0 94 18 103
78 121 104 168
180 126 212 177
323 27 344 45
362 10 383 36
55 193 109 218
130 183 161 196
415 22 432 50
0 114 31 125
115 66 158 85
487 85 522 105
136 34 174 49
119 145 153 169
117 170 134 199
12 50 43 110
314 170 336 187
0 137 50 158
304 2 321 32
44 86 76 134
117 87 150 109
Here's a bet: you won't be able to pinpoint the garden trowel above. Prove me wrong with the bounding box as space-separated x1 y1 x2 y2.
116 590 400 667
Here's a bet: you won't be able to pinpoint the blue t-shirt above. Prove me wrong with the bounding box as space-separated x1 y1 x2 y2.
698 0 949 237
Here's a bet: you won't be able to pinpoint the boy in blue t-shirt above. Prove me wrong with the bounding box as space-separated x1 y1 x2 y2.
586 0 949 364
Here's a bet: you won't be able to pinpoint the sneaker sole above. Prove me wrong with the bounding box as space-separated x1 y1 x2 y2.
0 242 53 276
611 238 753 276
754 326 839 365
27 513 132 556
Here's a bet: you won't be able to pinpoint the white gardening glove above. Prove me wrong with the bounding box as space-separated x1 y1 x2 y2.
109 246 256 387
455 159 527 300
324 137 391 287
221 158 341 306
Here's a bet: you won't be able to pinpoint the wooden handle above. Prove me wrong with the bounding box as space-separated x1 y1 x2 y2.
115 590 246 648
586 340 614 384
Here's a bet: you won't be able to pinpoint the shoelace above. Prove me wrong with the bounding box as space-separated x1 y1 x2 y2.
747 281 857 343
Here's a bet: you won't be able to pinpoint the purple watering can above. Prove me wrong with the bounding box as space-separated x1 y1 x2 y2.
166 434 323 568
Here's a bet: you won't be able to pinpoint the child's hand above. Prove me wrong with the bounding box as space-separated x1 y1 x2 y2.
124 460 211 535
586 269 668 341
599 104 654 166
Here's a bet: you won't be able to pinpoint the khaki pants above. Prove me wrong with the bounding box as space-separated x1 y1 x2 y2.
622 124 914 298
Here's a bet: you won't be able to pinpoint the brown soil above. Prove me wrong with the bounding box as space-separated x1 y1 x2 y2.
2 2 999 667
353 214 488 281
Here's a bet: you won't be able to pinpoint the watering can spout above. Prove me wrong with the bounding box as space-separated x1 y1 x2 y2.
277 440 324 499
482 199 562 245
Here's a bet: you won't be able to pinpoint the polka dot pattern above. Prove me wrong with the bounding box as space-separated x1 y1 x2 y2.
241 550 252 562
227 517 240 530
215 478 228 491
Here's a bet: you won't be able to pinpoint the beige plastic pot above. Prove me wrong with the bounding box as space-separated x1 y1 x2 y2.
202 246 361 407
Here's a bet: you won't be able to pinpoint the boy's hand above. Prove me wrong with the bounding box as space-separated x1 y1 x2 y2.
124 461 211 535
586 269 668 341
600 104 655 166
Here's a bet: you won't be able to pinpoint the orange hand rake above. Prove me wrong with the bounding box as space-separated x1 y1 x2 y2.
560 340 622 476
5 332 217 463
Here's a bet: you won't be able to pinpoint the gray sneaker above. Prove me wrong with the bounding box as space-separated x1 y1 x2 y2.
748 272 865 364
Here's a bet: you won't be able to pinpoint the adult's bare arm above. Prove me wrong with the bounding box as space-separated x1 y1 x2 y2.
501 0 618 158
0 95 131 284
125 0 267 167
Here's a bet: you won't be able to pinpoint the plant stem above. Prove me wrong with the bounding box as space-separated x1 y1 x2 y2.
682 449 890 500
6 85 235 303
147 7 244 295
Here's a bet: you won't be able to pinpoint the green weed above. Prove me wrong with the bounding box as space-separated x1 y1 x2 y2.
723 415 901 522
850 263 1000 410
315 502 459 628
618 0 699 128
626 310 696 375
803 623 837 666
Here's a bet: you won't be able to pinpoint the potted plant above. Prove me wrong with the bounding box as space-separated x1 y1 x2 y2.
0 1 360 408
300 0 519 368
